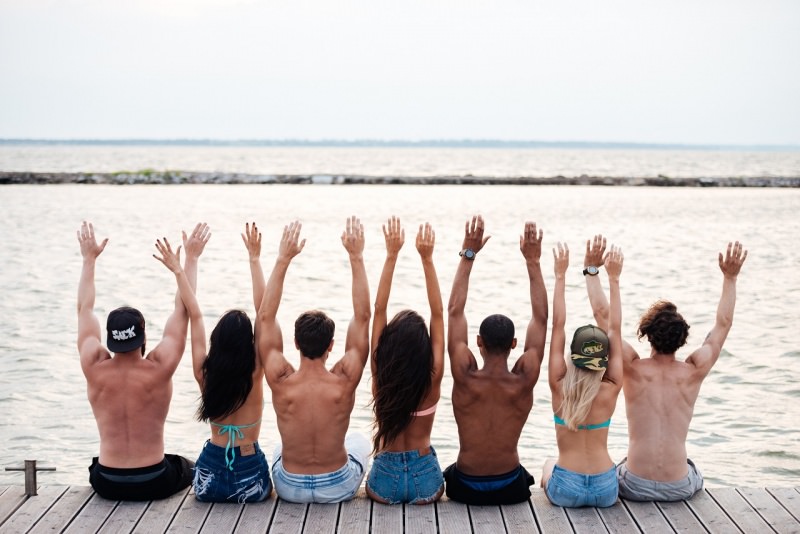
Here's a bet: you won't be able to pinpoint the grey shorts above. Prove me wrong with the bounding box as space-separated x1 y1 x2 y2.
617 457 703 502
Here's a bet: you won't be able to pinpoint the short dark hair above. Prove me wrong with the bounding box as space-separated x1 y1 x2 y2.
479 314 515 353
637 300 690 354
295 310 335 359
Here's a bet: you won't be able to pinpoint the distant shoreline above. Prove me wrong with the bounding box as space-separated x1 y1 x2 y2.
1 171 798 187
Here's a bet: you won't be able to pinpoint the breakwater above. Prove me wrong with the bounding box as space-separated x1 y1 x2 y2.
1 171 799 186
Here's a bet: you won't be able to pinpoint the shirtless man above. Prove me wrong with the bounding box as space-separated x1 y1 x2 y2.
444 216 548 505
583 235 747 501
258 217 371 503
77 220 210 500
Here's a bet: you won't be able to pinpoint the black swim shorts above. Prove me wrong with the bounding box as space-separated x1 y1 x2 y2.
443 463 534 505
89 454 194 501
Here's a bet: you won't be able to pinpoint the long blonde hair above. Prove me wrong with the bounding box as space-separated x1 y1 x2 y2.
558 358 604 431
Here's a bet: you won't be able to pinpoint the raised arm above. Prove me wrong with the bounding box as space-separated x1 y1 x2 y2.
242 222 266 313
416 223 445 383
153 238 207 386
76 221 110 373
336 216 372 384
686 241 747 374
512 222 548 387
447 215 490 380
148 223 210 374
370 216 405 379
548 243 569 393
258 221 304 384
603 245 624 386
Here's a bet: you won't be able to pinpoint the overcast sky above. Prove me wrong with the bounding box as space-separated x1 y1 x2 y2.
1 0 798 145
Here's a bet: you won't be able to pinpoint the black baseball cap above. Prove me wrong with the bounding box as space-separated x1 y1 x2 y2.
106 307 145 353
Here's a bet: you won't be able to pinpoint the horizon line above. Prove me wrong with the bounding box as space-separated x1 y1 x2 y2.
1 138 798 151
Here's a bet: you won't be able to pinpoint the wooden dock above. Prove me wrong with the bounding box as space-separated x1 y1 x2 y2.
1 485 799 533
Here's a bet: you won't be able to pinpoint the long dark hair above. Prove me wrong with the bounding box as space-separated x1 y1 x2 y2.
372 310 433 452
196 310 256 422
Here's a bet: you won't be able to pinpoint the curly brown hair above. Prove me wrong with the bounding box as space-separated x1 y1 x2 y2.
637 300 689 354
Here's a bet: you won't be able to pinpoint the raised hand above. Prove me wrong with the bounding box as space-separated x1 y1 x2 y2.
342 215 365 256
462 215 491 254
520 221 543 262
242 221 262 260
585 234 606 268
604 245 624 279
719 241 747 279
182 222 211 260
416 222 435 260
278 221 306 261
553 242 569 277
77 221 108 260
153 237 183 274
383 216 405 258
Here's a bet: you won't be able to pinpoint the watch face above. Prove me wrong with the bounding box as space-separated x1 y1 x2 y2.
461 248 476 260
585 266 599 275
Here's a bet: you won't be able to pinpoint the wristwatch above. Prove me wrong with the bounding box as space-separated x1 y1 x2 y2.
459 248 476 260
583 266 600 276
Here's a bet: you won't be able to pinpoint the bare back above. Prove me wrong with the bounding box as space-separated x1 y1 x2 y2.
624 355 705 480
271 363 357 474
452 364 532 475
207 365 265 449
84 353 173 468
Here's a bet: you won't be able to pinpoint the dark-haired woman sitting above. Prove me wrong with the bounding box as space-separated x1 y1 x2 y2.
365 217 445 505
187 223 272 503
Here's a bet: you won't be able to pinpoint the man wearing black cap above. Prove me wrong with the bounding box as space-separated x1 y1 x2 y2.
583 234 747 502
77 220 210 500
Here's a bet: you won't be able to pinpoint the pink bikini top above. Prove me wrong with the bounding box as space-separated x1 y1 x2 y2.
411 402 438 417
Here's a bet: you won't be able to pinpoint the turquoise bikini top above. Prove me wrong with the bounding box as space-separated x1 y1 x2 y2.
553 414 611 430
210 419 261 470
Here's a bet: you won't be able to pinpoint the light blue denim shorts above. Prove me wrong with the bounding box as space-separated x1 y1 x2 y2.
366 446 444 504
545 464 618 508
193 440 272 503
617 457 703 501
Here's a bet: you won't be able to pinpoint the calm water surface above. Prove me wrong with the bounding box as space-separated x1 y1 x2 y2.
0 184 798 488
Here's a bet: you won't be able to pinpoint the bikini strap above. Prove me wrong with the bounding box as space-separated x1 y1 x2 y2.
210 419 261 470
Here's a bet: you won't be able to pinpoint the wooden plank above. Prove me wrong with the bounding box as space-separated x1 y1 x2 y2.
132 488 189 534
303 502 339 534
29 486 95 534
405 502 437 534
656 500 706 533
622 500 673 533
596 500 640 533
0 488 8 498
165 493 212 533
767 487 800 522
267 500 307 534
530 489 572 533
436 497 471 534
0 486 27 527
738 487 799 534
708 487 773 533
501 500 539 534
198 502 243 533
0 485 66 533
337 490 370 534
237 496 278 534
469 504 503 534
370 501 403 534
565 506 608 534
97 499 149 534
683 489 739 534
63 493 117 533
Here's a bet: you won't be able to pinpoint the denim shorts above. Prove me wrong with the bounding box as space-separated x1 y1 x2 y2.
366 446 444 504
271 433 370 503
193 440 272 503
545 464 618 508
617 457 704 501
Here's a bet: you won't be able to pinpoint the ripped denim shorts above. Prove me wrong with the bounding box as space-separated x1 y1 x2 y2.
366 446 444 504
193 440 272 503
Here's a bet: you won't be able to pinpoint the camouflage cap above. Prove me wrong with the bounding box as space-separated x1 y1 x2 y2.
570 325 609 371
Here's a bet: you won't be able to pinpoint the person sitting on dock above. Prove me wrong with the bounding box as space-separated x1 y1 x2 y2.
257 217 372 503
444 216 547 505
542 242 624 508
76 221 209 501
365 217 445 505
155 223 272 503
582 235 747 501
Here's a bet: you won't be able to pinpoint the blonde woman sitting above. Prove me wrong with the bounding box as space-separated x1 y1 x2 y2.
542 242 623 507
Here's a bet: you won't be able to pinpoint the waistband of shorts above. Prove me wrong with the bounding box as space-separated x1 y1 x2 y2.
96 458 167 483
454 464 523 483
553 463 616 482
618 457 696 484
374 445 436 461
203 439 262 455
274 458 357 486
